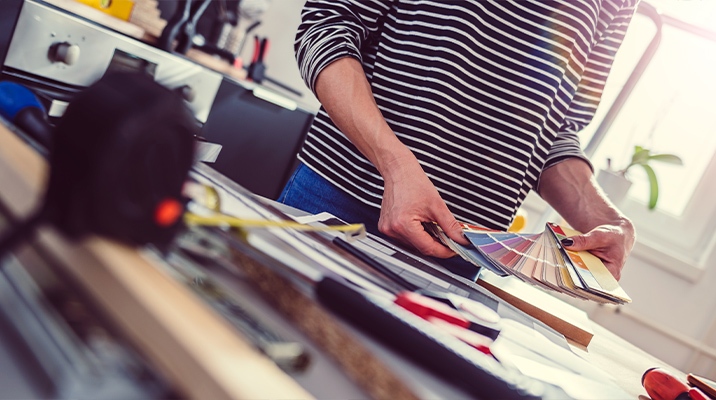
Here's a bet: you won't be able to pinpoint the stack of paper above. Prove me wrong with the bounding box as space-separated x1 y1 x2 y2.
426 222 631 305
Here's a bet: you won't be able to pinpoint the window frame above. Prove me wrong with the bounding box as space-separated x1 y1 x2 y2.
527 2 716 282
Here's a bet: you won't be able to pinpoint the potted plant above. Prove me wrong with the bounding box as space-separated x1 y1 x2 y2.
596 146 683 210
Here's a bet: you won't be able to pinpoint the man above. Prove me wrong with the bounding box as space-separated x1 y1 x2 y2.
280 0 636 280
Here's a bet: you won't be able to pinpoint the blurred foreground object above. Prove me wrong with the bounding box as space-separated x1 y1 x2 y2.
0 72 195 256
642 367 709 400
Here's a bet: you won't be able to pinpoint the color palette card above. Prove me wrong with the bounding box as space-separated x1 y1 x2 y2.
423 222 506 276
427 222 631 305
468 223 630 304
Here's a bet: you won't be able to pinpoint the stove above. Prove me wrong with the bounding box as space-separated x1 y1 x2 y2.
0 0 222 122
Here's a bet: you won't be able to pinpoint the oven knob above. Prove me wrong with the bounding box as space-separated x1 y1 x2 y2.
174 85 196 102
48 42 80 65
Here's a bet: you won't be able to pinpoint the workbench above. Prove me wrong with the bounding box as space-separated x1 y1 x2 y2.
0 118 685 399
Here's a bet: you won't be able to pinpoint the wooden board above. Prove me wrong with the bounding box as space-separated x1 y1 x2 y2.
478 270 595 347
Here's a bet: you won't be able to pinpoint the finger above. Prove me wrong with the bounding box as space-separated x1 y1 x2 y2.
560 231 602 251
600 259 622 281
563 234 624 280
434 207 469 246
405 229 457 258
610 266 621 281
380 217 456 258
379 221 455 258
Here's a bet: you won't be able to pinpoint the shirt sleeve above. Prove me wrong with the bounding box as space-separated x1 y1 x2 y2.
543 0 640 171
294 0 394 94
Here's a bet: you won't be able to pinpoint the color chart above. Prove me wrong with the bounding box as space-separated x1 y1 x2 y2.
426 222 631 305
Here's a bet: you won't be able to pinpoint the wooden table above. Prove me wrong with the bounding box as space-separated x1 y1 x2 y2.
573 322 686 398
0 119 682 399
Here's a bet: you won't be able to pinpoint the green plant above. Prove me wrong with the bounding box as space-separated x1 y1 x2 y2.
617 145 683 210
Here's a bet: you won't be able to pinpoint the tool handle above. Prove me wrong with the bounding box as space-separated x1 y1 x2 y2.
175 0 213 54
642 367 708 400
157 0 191 52
690 387 711 400
688 374 716 399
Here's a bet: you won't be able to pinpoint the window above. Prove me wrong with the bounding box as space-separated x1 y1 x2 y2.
580 1 716 279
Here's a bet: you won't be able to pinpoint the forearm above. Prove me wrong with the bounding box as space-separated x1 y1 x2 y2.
538 158 632 233
314 57 467 253
314 57 417 177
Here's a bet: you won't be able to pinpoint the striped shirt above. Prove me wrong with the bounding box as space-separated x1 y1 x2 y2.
295 0 638 230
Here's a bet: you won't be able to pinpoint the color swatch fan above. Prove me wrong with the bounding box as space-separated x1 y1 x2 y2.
428 222 631 305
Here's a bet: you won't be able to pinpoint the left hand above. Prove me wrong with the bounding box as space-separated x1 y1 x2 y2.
537 158 637 281
560 220 635 281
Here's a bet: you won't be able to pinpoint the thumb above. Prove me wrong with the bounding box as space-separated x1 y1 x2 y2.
434 208 469 246
560 233 592 251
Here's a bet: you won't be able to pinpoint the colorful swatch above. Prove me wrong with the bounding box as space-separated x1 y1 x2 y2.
430 222 631 305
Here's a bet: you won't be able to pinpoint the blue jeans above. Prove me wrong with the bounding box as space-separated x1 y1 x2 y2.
279 163 479 280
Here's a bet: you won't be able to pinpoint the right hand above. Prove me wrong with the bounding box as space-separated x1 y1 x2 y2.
378 152 469 258
311 57 467 256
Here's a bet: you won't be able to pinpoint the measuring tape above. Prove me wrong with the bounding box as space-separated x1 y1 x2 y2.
184 213 366 241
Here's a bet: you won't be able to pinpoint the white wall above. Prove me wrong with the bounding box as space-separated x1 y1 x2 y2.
237 0 319 112
589 241 716 377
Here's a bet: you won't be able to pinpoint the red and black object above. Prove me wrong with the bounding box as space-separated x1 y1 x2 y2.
331 236 502 340
244 35 304 97
688 374 716 399
642 367 711 400
0 72 195 256
247 35 269 83
45 72 195 248
395 291 471 328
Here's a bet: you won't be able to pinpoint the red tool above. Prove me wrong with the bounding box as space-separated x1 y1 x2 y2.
688 374 716 399
642 367 710 400
427 317 493 355
394 291 470 328
394 291 500 354
247 35 269 83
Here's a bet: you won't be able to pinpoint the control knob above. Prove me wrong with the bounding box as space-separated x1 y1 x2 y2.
48 42 80 65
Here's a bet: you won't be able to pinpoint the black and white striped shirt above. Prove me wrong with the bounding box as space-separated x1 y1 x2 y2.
295 0 638 230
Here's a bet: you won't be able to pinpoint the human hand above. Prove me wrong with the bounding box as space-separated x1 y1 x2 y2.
378 153 469 258
560 219 636 281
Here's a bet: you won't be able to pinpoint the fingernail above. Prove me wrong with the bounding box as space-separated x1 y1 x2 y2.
561 238 574 246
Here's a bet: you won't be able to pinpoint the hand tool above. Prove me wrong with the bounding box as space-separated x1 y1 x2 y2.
643 367 710 400
0 73 196 257
157 0 213 54
247 35 269 83
688 374 716 399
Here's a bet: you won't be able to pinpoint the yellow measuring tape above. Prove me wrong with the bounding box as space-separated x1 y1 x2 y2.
184 213 367 240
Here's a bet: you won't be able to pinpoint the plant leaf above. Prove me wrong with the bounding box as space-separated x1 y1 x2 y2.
640 164 659 210
649 154 683 165
631 147 651 165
